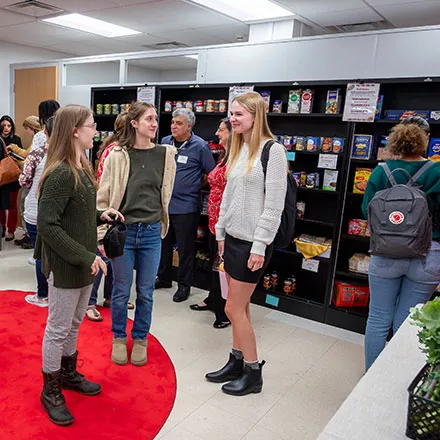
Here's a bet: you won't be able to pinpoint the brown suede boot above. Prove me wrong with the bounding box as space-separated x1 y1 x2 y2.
131 338 148 366
112 337 128 365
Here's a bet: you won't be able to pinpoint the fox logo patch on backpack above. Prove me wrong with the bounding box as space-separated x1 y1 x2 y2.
367 161 433 258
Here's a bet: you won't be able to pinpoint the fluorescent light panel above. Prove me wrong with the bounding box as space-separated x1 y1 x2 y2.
190 0 294 22
43 13 141 38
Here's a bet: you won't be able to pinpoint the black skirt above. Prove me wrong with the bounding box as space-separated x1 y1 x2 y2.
224 233 273 284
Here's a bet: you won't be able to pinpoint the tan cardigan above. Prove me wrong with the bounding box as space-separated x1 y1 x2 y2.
97 144 177 240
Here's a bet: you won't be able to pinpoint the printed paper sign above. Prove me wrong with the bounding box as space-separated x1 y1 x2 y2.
137 86 156 105
301 258 320 273
318 154 338 169
228 86 254 111
343 83 380 122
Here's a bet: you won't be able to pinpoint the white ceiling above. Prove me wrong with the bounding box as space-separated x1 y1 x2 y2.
0 0 438 56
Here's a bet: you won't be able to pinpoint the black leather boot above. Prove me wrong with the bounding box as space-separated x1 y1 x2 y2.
205 353 243 383
222 360 266 396
60 351 101 396
41 370 74 426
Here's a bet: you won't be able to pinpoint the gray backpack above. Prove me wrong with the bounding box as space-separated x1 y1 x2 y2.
368 161 433 258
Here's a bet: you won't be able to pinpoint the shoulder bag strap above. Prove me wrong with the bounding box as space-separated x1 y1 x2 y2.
409 160 434 186
260 139 276 177
380 162 397 186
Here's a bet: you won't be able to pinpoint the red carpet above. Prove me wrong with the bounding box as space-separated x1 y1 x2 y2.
0 290 177 440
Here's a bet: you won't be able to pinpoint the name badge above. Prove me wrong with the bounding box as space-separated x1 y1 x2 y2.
177 155 188 164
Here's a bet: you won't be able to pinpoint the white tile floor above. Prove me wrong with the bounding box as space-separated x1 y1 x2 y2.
0 230 365 440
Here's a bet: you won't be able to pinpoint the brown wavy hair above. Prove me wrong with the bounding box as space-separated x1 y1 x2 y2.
97 111 128 158
387 123 429 157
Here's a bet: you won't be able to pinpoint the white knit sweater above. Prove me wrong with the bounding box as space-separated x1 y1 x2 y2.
216 140 288 256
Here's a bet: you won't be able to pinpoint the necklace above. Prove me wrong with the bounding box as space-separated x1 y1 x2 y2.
134 148 151 169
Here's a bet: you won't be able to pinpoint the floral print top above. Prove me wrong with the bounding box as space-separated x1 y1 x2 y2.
19 144 47 189
207 163 227 235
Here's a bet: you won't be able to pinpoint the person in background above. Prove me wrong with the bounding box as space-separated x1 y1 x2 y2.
362 116 440 372
0 115 23 241
20 117 54 307
86 111 133 322
36 104 123 426
206 92 287 396
12 115 41 249
190 118 231 329
97 101 176 366
31 100 60 152
155 108 216 302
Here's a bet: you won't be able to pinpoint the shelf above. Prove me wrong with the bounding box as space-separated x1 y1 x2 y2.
335 270 368 281
267 113 343 118
341 234 369 243
350 159 380 165
297 218 335 227
161 111 227 116
298 188 339 195
276 249 331 263
294 151 343 156
346 192 364 198
325 305 368 334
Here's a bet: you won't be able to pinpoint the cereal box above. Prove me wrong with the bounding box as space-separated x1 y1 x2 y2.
288 90 302 114
259 90 271 113
323 170 338 191
300 89 314 114
353 168 372 194
375 95 384 120
428 138 440 162
306 136 321 152
351 134 374 160
296 136 306 151
325 89 341 114
332 137 345 153
321 137 333 153
430 111 440 121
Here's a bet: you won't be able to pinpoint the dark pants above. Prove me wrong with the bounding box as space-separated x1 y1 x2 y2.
158 212 199 290
89 249 112 306
204 231 228 322
25 221 48 299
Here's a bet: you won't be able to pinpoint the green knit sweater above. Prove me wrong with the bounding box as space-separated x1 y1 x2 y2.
361 160 440 240
34 163 103 289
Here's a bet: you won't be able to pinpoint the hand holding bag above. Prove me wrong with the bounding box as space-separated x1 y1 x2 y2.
102 219 127 258
0 138 21 186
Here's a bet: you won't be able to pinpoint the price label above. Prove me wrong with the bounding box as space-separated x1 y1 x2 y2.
318 154 338 170
301 258 320 273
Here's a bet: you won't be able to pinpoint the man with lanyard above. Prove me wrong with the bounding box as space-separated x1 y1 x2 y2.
156 108 216 302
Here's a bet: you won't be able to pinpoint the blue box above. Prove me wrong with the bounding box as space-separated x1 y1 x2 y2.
286 152 296 161
428 138 440 161
351 134 374 160
375 95 384 120
385 110 430 121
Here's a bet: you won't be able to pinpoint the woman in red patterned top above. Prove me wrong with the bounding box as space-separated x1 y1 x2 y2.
190 118 231 328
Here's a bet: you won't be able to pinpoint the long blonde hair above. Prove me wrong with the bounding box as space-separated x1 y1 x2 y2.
40 104 97 190
227 92 274 176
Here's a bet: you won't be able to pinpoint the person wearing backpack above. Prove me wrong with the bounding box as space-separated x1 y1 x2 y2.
362 117 440 372
205 92 288 396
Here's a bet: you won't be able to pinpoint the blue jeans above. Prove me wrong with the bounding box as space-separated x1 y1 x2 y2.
25 221 48 298
89 249 112 306
110 222 161 339
365 241 440 371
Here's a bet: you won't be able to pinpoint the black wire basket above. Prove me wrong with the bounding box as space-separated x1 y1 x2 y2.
407 364 440 440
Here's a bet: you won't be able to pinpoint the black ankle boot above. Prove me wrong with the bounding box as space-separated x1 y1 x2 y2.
205 353 243 383
222 360 266 396
41 370 74 426
60 351 101 396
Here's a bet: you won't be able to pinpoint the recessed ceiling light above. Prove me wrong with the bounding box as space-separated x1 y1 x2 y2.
42 13 141 37
188 0 294 23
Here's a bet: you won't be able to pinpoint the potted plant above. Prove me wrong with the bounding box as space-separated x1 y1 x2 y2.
407 297 440 439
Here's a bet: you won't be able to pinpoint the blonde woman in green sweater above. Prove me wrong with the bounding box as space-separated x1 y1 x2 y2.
36 104 123 426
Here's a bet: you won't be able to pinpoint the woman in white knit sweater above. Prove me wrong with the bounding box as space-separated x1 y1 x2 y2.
206 92 287 396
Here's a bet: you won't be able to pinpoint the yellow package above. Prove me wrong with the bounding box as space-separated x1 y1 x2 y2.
353 168 372 194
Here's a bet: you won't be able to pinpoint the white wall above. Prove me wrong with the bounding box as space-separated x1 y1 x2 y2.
1 41 70 116
65 61 120 86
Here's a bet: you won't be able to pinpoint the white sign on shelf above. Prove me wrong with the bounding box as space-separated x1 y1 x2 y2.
137 86 156 105
301 258 320 273
228 86 254 111
318 154 338 170
343 83 380 123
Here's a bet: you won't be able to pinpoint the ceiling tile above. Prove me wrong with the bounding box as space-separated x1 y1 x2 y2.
274 0 367 15
365 0 428 5
375 1 440 27
197 23 249 43
303 8 383 26
149 28 230 46
0 9 35 26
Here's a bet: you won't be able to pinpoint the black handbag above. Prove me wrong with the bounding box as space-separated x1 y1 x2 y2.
102 220 127 258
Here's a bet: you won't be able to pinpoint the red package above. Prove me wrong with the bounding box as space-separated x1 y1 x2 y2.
333 281 369 307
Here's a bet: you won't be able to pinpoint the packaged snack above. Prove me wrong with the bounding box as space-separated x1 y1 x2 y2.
300 172 307 188
348 219 368 236
353 168 372 194
332 137 345 154
259 91 271 113
296 201 305 218
323 170 338 191
325 89 341 114
333 281 370 308
306 136 321 152
292 172 302 188
296 136 306 151
300 89 314 114
375 95 384 120
283 135 294 150
348 253 370 275
321 137 333 153
288 90 302 114
385 110 430 121
272 100 283 113
428 138 440 161
306 173 319 189
351 134 374 160
430 111 440 121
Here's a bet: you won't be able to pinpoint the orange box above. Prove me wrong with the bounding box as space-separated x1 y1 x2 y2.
333 281 370 307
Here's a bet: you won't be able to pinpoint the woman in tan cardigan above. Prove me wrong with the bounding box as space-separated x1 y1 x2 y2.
97 101 176 366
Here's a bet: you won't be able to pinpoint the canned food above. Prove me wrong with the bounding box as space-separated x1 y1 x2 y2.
100 131 108 140
111 104 119 115
219 99 228 113
164 101 172 112
120 104 126 112
96 104 103 115
263 274 271 290
104 104 112 115
214 100 220 112
175 101 183 110
195 100 204 113
206 100 215 112
185 100 193 110
271 271 279 287
296 201 305 218
272 100 283 113
93 133 101 142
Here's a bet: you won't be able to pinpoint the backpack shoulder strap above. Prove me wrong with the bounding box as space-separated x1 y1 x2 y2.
380 162 397 186
260 139 276 176
409 160 434 185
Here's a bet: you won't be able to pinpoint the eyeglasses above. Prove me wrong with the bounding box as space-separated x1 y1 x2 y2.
83 122 97 129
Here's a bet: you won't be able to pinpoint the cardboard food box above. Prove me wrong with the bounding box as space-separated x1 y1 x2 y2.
323 169 338 191
259 90 271 113
325 89 342 114
287 90 302 114
351 134 374 160
428 138 440 162
384 110 430 121
430 111 440 121
300 89 314 114
353 168 372 194
375 95 384 120
333 281 370 308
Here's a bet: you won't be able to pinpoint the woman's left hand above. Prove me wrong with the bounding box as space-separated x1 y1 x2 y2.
248 253 265 272
100 208 125 223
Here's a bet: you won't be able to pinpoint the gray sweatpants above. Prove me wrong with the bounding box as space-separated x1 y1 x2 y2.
42 274 92 373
